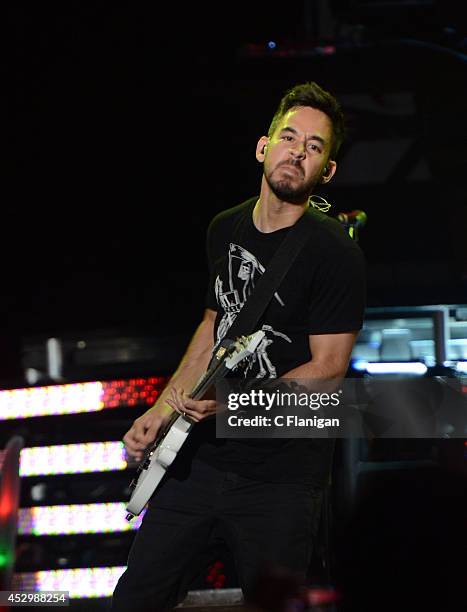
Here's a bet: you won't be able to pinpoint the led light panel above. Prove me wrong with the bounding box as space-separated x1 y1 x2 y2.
0 383 104 420
18 503 144 535
0 377 167 421
19 442 127 476
14 567 127 598
352 361 428 375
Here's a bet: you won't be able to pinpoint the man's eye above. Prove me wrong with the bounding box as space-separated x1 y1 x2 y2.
282 135 293 141
308 144 321 152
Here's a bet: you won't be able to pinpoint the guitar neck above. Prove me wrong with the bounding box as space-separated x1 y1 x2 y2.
189 359 229 400
159 356 229 432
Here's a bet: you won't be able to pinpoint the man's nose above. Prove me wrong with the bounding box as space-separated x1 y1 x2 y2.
290 141 306 158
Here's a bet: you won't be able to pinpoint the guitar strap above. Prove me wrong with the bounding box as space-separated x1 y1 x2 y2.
213 205 323 359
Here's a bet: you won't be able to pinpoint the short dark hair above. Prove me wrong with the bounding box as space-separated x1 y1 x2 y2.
268 82 345 159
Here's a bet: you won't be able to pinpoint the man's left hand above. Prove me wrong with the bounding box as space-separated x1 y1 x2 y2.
166 387 218 422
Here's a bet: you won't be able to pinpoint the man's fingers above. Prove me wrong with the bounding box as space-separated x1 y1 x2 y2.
126 430 147 449
124 429 149 461
123 423 153 456
166 389 217 421
123 432 140 451
170 388 188 412
184 398 217 412
124 447 143 463
166 398 182 414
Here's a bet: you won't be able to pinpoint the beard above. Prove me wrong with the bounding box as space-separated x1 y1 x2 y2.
264 161 322 204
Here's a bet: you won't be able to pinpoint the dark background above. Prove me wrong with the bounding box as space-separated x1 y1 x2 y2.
5 1 467 372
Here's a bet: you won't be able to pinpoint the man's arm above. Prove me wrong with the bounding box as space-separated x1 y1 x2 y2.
123 308 217 461
282 331 359 381
168 330 360 421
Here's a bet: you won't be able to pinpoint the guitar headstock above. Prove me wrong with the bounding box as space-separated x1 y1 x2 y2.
225 330 265 370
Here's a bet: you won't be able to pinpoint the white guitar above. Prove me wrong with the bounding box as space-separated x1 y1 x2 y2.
125 330 264 520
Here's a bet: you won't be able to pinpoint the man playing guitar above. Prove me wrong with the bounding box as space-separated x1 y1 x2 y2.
112 81 366 611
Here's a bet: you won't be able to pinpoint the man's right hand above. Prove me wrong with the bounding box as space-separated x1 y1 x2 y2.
123 405 172 462
123 310 216 462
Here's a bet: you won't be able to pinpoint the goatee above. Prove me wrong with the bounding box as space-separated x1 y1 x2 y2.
265 173 316 204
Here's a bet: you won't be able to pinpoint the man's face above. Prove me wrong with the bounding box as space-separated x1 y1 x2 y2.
261 106 336 203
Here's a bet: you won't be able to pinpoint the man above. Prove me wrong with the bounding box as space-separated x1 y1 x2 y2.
112 82 366 611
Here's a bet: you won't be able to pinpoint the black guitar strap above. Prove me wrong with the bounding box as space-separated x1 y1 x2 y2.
216 206 322 351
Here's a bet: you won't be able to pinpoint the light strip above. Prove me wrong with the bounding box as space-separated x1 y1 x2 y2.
365 362 428 375
455 361 467 373
352 360 428 375
13 567 127 598
0 382 104 420
352 359 369 371
18 503 144 535
0 377 167 421
19 442 127 476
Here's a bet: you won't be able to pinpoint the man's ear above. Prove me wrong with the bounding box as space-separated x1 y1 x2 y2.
321 160 337 183
256 136 269 162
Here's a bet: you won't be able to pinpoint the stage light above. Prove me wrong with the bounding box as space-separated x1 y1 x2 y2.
19 442 127 476
18 503 144 535
0 377 167 421
351 360 428 375
0 550 11 569
365 362 428 375
352 359 368 371
14 567 126 598
0 383 104 420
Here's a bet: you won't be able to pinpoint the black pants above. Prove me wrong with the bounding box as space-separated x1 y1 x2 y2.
112 458 323 612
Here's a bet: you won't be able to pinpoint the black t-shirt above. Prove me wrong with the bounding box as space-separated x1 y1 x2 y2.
179 197 366 486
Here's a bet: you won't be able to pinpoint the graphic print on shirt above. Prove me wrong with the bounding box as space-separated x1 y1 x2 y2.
214 243 291 379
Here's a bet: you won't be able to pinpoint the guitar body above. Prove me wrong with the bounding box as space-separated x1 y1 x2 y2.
126 415 192 517
125 330 264 520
